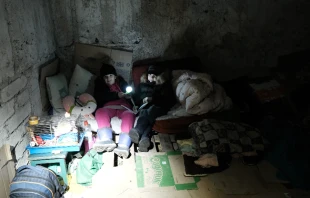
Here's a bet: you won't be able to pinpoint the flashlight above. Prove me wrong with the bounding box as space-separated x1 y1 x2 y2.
126 86 133 94
125 86 136 107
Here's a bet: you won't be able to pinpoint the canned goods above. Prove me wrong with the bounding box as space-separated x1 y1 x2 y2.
28 116 39 125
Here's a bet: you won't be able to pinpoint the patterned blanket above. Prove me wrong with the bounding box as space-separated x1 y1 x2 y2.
189 119 268 155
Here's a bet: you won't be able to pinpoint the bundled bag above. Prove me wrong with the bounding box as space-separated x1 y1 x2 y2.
10 165 66 198
76 149 104 186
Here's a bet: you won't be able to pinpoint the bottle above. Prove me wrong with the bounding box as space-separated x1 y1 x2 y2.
83 121 93 153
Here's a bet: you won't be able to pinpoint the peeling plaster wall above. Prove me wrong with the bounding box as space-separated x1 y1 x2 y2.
0 0 308 170
51 0 310 81
0 0 56 168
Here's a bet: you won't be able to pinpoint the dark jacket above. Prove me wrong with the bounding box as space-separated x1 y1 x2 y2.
132 82 155 106
152 80 176 111
94 76 129 108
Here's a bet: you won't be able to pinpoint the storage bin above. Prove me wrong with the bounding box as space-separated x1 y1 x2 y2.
26 133 85 154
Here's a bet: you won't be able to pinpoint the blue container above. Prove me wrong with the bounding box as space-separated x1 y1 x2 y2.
27 132 85 154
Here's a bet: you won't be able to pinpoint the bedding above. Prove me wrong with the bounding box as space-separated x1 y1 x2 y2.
188 119 268 156
68 51 236 134
131 57 239 134
172 70 232 115
46 73 69 113
69 64 95 96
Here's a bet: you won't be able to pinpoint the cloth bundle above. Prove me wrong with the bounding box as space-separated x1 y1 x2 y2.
172 70 232 115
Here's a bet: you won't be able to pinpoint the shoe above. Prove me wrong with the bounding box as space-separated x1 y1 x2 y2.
138 137 150 152
115 133 131 158
114 146 130 158
129 128 140 144
93 127 116 152
93 140 116 152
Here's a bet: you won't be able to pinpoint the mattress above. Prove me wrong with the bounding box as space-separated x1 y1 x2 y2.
132 57 238 134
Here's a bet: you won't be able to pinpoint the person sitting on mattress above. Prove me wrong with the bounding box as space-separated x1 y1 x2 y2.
93 64 135 158
131 65 159 108
130 66 176 152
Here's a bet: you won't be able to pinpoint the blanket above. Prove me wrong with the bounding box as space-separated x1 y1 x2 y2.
188 119 268 155
172 70 232 115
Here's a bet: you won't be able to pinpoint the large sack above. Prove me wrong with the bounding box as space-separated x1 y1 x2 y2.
10 165 66 198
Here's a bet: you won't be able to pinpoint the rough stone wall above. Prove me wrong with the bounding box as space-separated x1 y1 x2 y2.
1 0 309 168
51 0 310 81
0 0 56 168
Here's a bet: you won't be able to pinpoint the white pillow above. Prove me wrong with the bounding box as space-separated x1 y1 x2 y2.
46 73 68 113
69 64 94 97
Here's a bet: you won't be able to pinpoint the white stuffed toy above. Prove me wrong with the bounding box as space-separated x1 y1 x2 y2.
62 93 97 119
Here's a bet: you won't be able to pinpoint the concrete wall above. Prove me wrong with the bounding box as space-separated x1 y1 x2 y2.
0 0 56 168
1 0 309 168
51 0 310 81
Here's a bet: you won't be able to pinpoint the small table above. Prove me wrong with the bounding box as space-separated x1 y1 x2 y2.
28 152 68 185
26 133 85 186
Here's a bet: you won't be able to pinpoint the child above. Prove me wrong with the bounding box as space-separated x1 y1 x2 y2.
131 65 160 107
130 67 176 152
93 64 135 158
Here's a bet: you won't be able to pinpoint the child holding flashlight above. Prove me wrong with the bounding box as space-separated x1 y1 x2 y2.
131 65 160 108
93 64 135 158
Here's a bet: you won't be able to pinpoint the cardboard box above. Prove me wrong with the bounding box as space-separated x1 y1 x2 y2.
135 151 199 190
74 43 133 83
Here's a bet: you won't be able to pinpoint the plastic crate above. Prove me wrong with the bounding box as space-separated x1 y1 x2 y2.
26 132 85 154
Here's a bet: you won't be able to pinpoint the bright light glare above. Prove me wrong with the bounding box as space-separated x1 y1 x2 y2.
126 86 133 93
